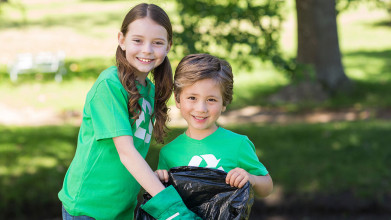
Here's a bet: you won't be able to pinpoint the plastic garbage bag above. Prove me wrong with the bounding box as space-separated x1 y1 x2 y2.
135 166 254 220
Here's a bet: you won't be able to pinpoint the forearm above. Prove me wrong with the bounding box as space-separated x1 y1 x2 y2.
113 136 165 196
249 174 273 198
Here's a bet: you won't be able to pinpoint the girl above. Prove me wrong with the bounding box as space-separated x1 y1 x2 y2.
58 3 199 220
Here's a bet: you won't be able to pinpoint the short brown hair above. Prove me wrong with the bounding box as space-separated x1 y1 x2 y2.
174 53 234 106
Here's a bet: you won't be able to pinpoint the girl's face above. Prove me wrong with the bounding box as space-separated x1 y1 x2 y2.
176 78 226 140
118 17 171 81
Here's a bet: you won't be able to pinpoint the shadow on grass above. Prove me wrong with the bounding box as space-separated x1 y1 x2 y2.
344 49 391 80
0 125 79 219
372 19 391 28
230 121 391 217
1 121 391 219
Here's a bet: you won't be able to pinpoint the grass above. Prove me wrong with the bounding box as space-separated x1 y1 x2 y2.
1 120 390 218
0 125 79 219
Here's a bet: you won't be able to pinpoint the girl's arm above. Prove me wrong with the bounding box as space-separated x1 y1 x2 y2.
226 168 273 198
113 135 165 196
114 136 201 219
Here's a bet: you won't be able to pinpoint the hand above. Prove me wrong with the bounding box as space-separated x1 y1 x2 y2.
155 169 169 183
226 168 252 188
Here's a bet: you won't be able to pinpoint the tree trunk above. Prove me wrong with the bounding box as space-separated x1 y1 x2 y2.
296 0 351 92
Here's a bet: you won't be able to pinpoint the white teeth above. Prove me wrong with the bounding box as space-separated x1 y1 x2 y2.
194 116 206 120
139 58 152 62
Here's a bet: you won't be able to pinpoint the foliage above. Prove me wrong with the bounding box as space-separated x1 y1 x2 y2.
0 0 26 24
337 0 391 19
174 0 295 74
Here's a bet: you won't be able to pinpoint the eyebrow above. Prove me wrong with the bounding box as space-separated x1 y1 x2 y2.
185 92 219 98
130 35 167 41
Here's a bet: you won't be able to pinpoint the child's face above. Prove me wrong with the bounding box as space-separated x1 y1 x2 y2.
118 17 171 79
176 78 226 138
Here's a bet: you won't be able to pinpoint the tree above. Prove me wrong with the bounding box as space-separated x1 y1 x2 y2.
296 0 351 92
175 0 351 94
174 0 291 71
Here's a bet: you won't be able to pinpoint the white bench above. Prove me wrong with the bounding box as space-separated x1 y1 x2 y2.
8 51 67 82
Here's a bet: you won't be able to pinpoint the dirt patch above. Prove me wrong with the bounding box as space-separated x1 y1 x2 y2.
0 27 117 65
1 103 389 127
267 81 329 104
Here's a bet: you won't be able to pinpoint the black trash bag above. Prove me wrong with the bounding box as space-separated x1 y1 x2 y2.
135 166 254 220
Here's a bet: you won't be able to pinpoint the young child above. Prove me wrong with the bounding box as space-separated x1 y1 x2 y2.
58 3 199 220
156 53 273 198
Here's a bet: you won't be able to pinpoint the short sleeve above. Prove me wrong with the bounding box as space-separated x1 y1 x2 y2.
238 137 268 176
90 79 133 140
157 149 169 170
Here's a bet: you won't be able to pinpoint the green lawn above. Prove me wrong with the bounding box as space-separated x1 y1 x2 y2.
1 120 390 218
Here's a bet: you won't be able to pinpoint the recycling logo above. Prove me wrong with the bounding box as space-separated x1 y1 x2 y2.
188 154 225 171
134 98 153 144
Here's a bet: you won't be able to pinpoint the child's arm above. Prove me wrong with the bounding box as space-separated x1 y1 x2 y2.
226 168 273 198
113 135 165 196
114 136 202 219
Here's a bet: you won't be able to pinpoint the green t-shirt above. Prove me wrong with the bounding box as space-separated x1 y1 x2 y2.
58 66 155 220
158 127 268 176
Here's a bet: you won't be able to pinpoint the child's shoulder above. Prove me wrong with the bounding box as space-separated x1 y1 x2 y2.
86 66 122 100
96 66 119 82
91 66 122 89
218 127 248 140
218 128 255 150
160 133 186 151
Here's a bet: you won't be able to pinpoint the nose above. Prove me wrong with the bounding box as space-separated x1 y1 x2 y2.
195 101 207 113
142 43 153 54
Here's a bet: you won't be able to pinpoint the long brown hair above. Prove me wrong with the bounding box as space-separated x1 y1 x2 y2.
174 53 234 107
116 3 173 143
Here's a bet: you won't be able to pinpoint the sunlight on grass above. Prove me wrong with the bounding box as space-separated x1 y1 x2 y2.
0 79 94 111
18 156 58 174
339 5 391 52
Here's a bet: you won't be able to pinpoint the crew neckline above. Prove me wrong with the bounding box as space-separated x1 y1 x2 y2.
183 127 223 142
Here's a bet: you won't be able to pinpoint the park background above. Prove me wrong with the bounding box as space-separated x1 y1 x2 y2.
0 0 391 219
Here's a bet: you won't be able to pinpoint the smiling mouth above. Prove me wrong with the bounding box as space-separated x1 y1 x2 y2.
193 115 207 120
137 58 154 63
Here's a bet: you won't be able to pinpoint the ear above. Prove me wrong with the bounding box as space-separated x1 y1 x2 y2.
175 95 181 109
222 106 226 112
118 32 125 51
166 41 172 54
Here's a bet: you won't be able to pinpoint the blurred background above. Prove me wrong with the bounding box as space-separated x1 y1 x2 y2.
1 0 391 219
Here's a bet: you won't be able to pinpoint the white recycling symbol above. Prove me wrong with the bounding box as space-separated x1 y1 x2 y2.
134 98 153 143
188 154 225 171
